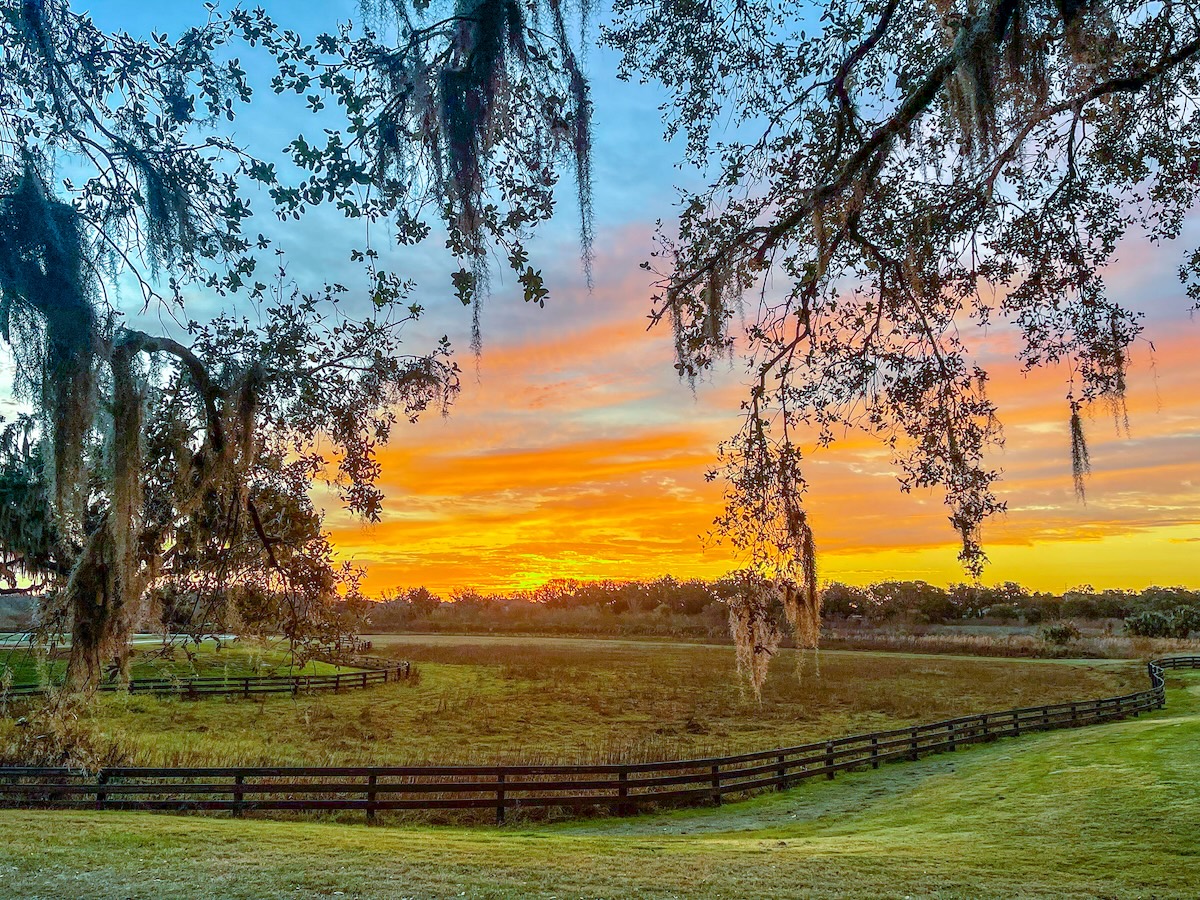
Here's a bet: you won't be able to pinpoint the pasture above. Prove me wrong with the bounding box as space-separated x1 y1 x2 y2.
0 661 1195 898
2 634 1141 770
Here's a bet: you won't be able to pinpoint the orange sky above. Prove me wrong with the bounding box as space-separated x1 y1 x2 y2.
324 225 1200 597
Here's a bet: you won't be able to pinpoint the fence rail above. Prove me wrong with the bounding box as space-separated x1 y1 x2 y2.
324 638 374 655
1 655 1194 823
1 650 410 700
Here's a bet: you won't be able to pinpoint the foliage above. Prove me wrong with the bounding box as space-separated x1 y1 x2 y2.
255 0 594 347
0 0 591 687
603 0 1200 664
1040 621 1081 645
1124 607 1200 640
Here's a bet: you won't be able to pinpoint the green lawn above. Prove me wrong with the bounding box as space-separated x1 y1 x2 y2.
0 670 1195 898
2 636 1142 768
0 638 356 687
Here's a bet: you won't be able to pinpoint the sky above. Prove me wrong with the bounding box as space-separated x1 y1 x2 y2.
8 1 1200 596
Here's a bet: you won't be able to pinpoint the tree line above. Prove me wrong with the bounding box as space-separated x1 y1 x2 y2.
363 577 1200 639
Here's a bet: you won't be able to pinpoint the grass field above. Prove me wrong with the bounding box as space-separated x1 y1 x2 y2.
1 634 1142 769
0 638 356 687
0 667 1194 898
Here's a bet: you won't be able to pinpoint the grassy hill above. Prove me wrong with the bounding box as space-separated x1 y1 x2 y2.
0 668 1195 898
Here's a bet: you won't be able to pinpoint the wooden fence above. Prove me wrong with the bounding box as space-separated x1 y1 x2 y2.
1 656 410 700
0 655 1193 823
322 638 374 655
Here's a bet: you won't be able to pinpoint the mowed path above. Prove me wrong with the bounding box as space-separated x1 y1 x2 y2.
1 673 1197 898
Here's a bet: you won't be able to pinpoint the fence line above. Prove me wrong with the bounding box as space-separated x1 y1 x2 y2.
1 645 410 700
0 655 1193 823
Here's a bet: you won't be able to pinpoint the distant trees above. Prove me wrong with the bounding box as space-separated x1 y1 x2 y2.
364 577 1200 639
1123 608 1200 639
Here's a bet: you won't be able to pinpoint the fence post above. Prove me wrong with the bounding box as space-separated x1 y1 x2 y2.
777 753 787 790
233 774 245 818
618 769 630 815
871 736 879 769
909 727 919 761
711 764 722 804
1042 706 1049 729
243 677 250 698
367 774 377 822
1071 703 1078 725
95 770 108 811
335 673 342 694
496 773 506 824
825 741 835 779
1012 710 1020 736
981 713 990 740
947 723 956 752
361 671 368 690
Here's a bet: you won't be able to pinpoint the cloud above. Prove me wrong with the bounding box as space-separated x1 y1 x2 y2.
331 263 1200 593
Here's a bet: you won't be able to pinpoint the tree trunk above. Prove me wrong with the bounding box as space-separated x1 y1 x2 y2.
63 527 133 690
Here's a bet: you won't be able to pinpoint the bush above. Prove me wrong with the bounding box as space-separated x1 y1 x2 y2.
1023 606 1046 625
1041 622 1081 645
1123 607 1199 639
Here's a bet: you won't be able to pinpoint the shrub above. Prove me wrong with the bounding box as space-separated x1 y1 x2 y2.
1123 607 1198 639
1041 622 1081 645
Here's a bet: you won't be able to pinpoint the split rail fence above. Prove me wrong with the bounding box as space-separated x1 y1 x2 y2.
0 655 1194 823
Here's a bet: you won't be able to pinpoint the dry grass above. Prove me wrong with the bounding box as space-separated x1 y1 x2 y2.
820 622 1200 659
0 635 1143 770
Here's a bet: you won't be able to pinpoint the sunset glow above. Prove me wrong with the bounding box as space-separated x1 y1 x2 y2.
327 229 1200 597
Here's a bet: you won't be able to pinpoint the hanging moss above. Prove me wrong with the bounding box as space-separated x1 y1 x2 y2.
364 0 594 323
726 572 782 700
1069 403 1090 500
0 162 99 528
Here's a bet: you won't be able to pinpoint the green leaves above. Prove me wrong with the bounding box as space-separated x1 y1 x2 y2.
518 266 549 307
451 268 477 307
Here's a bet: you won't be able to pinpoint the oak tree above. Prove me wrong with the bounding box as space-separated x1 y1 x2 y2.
605 0 1200 655
0 0 591 686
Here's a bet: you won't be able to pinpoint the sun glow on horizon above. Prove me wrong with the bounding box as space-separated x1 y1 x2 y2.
326 230 1200 599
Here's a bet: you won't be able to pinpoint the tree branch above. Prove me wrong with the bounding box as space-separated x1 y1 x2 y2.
118 330 225 452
